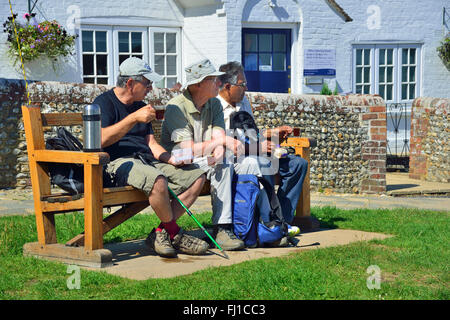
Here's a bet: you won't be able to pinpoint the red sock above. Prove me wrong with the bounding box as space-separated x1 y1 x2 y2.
157 220 180 240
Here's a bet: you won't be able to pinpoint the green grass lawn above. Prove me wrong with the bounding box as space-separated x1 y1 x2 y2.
0 207 448 300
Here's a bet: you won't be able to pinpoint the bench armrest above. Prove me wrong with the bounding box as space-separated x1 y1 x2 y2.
33 150 110 165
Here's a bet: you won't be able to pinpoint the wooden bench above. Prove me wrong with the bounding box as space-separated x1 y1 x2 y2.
21 105 319 268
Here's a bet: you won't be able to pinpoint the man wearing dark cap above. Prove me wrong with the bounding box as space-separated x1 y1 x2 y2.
93 57 209 258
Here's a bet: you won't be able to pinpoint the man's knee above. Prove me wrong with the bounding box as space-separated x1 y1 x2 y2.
151 175 168 195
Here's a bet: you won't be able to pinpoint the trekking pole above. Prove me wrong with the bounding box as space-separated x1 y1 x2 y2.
135 153 229 259
167 186 229 260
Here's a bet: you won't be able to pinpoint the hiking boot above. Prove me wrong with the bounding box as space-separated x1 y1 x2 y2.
265 236 290 248
214 225 245 251
145 228 177 258
172 228 209 255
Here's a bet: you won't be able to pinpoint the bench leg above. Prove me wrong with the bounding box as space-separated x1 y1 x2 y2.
292 148 320 232
84 164 103 251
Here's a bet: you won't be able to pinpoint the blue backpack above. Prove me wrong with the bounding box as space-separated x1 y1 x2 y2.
232 174 288 247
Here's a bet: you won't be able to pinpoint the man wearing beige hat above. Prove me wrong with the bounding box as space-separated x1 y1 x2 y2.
93 57 209 258
160 58 264 251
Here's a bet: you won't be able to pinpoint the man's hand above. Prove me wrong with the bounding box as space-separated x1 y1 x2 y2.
167 155 185 167
211 145 225 165
260 139 276 155
277 125 293 140
134 105 156 123
224 136 245 157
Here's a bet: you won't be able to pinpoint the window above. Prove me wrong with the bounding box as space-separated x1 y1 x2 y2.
151 29 180 89
355 48 372 94
80 26 180 87
352 44 421 103
81 29 111 84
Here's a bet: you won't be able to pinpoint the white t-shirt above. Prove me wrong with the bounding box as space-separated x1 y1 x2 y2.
217 94 254 130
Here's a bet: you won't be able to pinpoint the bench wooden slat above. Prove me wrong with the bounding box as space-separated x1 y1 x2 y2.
41 113 83 126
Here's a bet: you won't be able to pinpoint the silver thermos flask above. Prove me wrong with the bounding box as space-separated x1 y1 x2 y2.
83 104 101 152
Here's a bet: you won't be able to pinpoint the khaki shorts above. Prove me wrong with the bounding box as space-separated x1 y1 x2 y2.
106 157 205 196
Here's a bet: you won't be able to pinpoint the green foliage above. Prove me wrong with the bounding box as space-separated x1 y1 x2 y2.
320 82 339 95
3 13 77 66
437 33 450 70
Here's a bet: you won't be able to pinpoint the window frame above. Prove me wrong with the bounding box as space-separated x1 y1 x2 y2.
149 27 182 89
79 25 181 87
79 25 114 85
352 43 422 104
112 26 149 82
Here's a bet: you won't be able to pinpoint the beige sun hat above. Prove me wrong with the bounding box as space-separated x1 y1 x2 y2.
183 58 225 89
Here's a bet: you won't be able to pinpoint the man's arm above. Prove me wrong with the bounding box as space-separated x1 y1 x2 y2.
101 105 156 148
146 134 182 166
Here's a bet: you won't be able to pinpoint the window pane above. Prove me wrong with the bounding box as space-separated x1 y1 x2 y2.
364 67 370 82
356 85 362 94
244 34 258 52
118 32 129 53
259 53 271 70
409 66 415 82
387 49 393 65
273 34 286 52
387 67 393 82
364 85 370 94
154 55 165 75
402 67 408 82
119 54 128 65
97 78 108 85
83 54 94 75
356 49 362 65
387 84 393 100
244 54 257 71
364 49 370 65
167 55 177 75
379 67 385 82
131 32 142 53
259 34 271 52
402 84 408 100
273 53 285 71
167 77 177 89
379 49 385 65
132 54 143 59
402 49 408 64
154 33 164 53
96 55 107 75
356 67 362 83
166 33 176 53
409 84 415 99
96 31 107 52
409 48 416 64
379 85 385 99
82 31 93 52
83 77 95 84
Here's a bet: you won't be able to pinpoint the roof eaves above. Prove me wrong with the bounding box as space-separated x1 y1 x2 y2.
326 0 353 22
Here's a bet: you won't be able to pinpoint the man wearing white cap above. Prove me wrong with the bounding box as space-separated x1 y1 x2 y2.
160 59 264 251
93 57 209 258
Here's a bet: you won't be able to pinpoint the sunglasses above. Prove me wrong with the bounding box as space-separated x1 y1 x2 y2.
138 80 153 88
232 81 247 88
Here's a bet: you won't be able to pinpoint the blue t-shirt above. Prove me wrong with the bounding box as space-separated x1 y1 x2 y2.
93 89 154 161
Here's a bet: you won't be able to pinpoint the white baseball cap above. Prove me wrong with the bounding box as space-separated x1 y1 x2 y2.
119 57 163 83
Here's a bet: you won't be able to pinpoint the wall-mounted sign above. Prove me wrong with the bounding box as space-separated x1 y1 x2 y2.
304 49 336 76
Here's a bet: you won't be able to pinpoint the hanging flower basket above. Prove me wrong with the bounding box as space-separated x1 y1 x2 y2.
437 33 450 71
3 13 77 68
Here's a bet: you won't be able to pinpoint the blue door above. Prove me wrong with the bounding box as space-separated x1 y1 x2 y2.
242 28 291 93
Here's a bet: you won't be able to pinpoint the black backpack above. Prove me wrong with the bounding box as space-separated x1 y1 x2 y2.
229 111 260 156
45 127 114 194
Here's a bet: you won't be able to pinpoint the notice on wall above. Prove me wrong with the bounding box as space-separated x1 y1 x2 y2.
303 49 336 76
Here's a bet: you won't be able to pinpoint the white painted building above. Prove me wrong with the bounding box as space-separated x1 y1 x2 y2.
1 0 449 96
1 0 449 159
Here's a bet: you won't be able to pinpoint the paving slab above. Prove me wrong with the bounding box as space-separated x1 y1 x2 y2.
87 229 392 280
